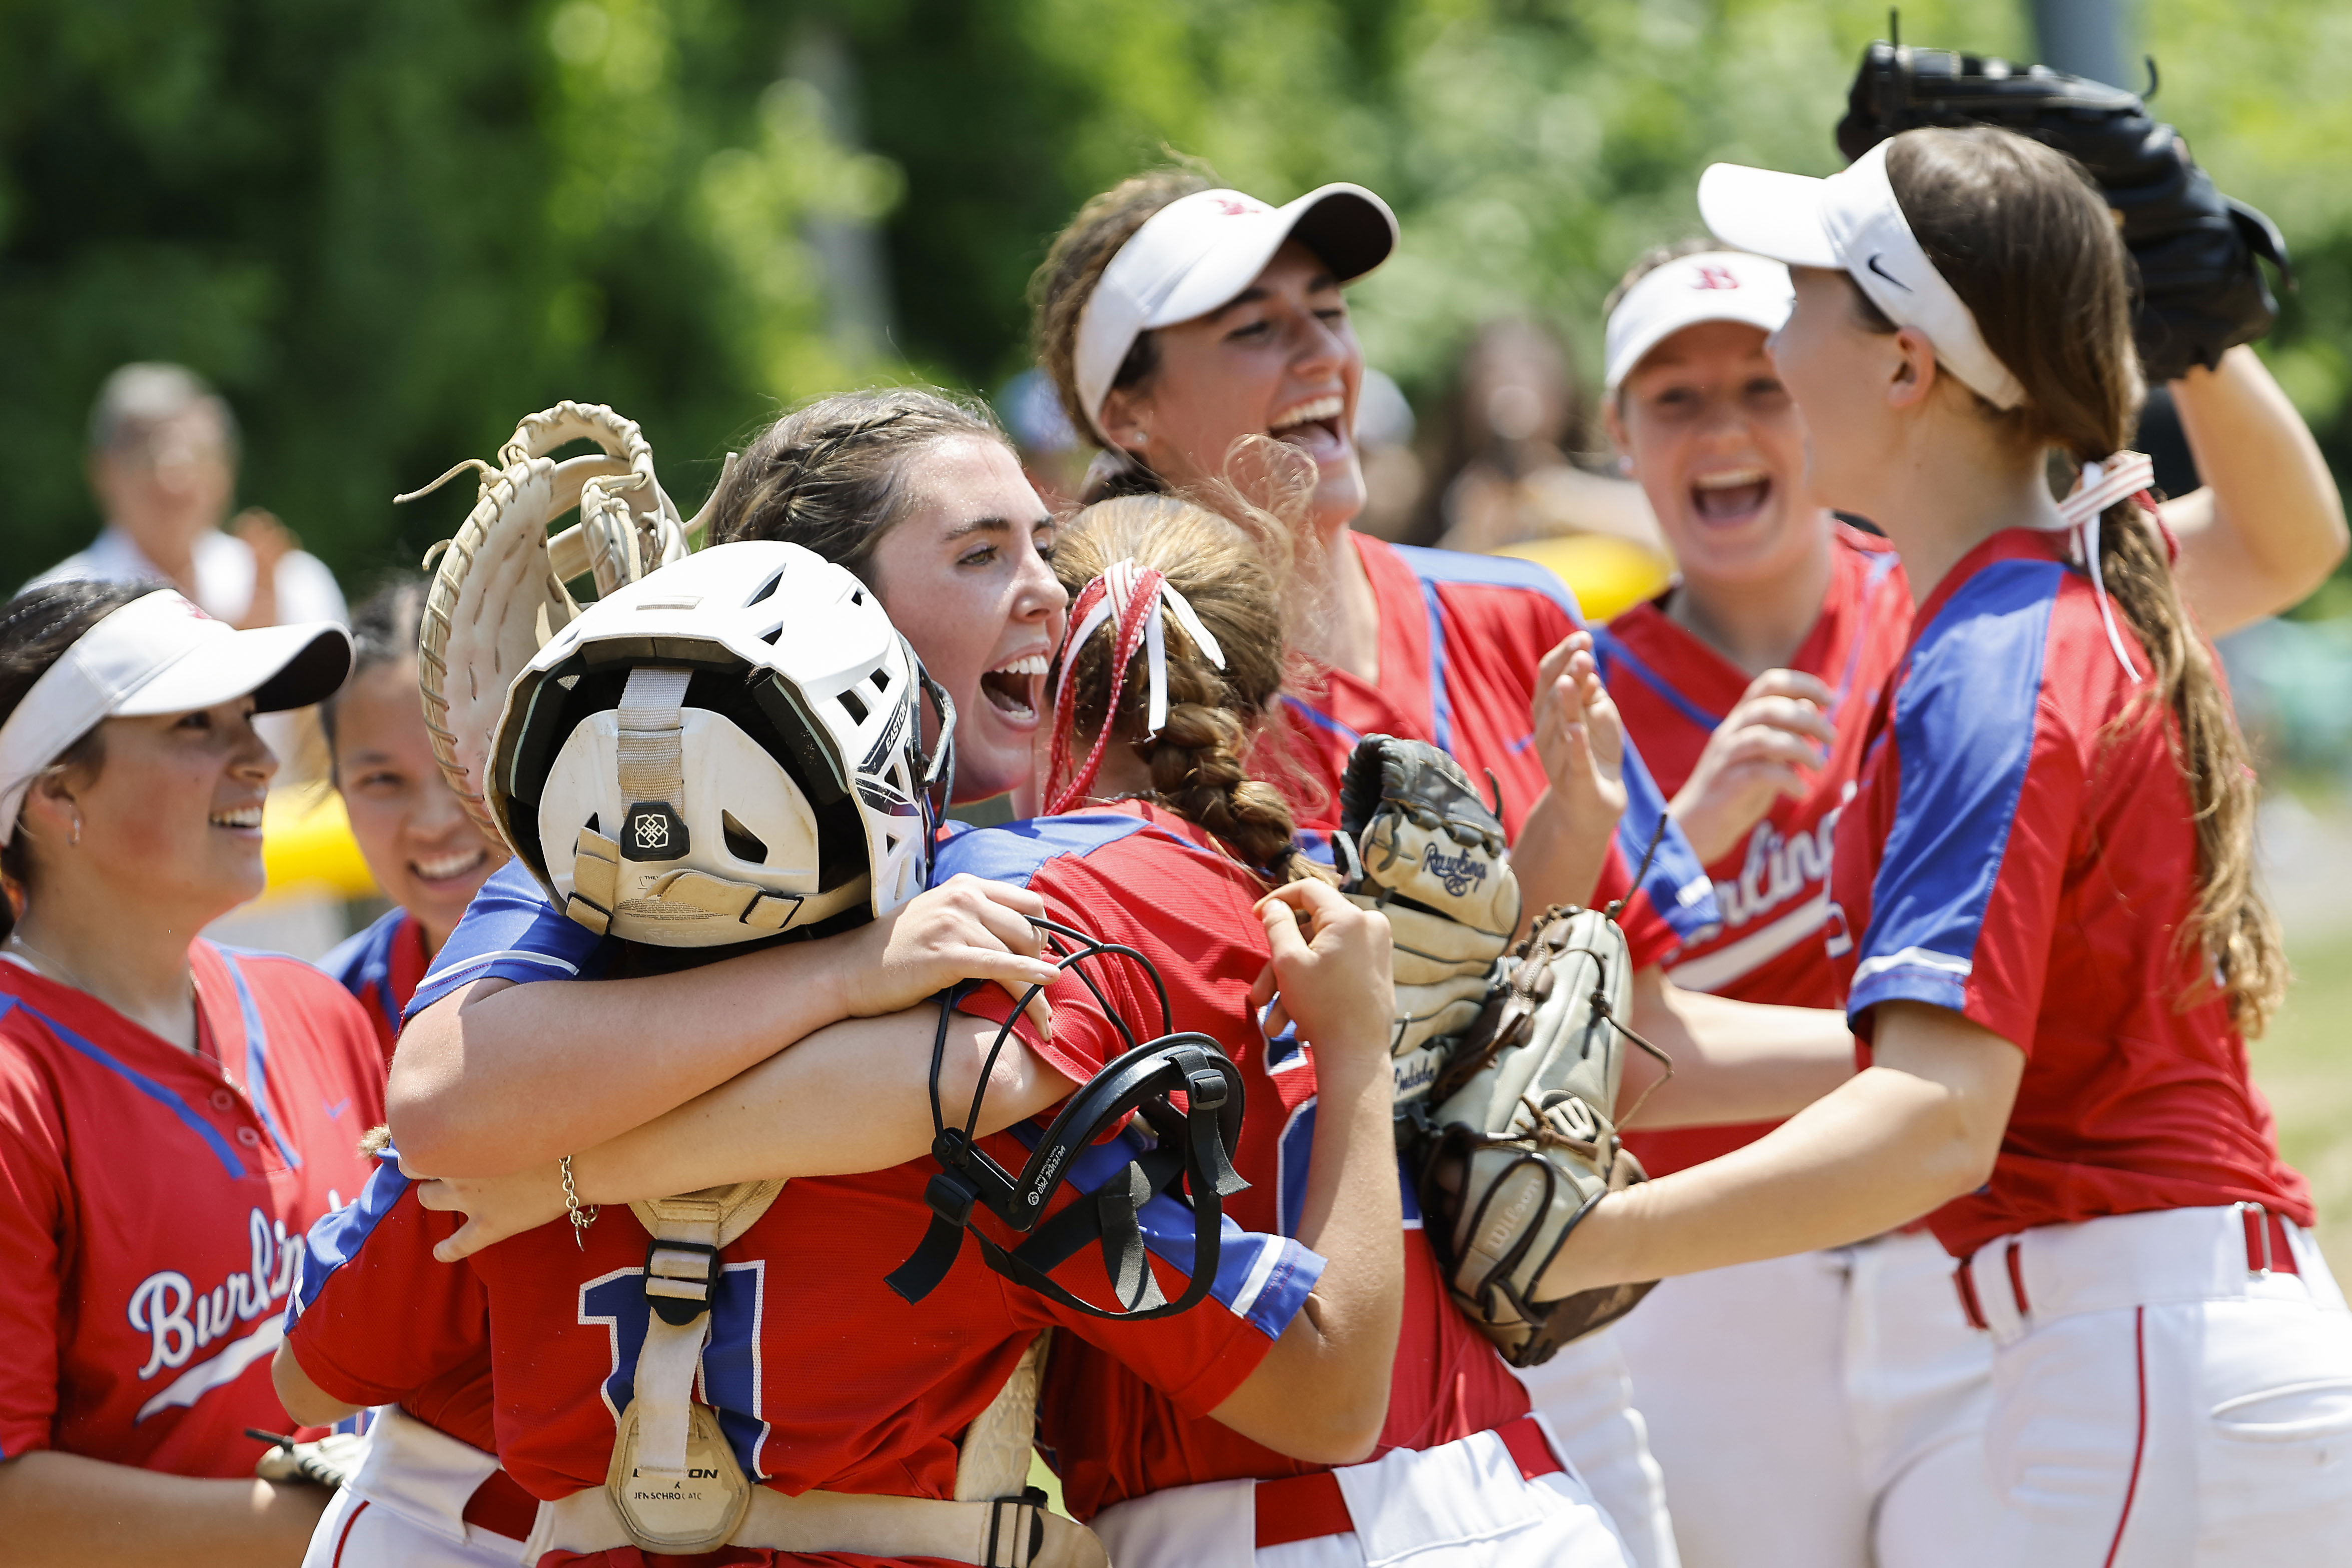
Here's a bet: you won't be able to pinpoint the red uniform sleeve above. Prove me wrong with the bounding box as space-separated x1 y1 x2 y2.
282 1155 488 1409
0 1051 68 1457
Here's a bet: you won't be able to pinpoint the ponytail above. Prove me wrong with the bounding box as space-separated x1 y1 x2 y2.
1882 127 2286 1034
1049 492 1325 886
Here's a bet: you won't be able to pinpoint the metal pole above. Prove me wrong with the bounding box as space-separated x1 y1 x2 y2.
2031 0 2128 88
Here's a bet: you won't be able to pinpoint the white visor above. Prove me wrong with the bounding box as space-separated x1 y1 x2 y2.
0 589 352 847
1696 142 2027 410
1604 251 1795 392
1072 183 1398 446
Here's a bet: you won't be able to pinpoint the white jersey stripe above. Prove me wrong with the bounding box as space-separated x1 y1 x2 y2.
1668 892 1831 994
135 1316 284 1422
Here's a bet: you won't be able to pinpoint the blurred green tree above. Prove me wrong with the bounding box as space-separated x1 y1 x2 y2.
4 0 2345 596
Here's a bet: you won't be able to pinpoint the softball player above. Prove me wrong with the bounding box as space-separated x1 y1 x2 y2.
0 580 377 1565
272 393 1085 1568
980 493 1634 1565
386 389 1072 1184
1593 227 2344 1565
1537 126 2352 1564
319 576 507 1059
279 533 1411 1566
1028 171 1717 1567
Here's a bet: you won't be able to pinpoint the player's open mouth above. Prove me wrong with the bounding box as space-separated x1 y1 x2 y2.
1692 467 1771 522
411 848 490 887
979 653 1047 726
209 804 264 833
1269 394 1348 462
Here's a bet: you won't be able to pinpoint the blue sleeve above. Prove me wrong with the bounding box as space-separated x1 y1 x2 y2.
404 862 614 1020
1848 560 2067 1030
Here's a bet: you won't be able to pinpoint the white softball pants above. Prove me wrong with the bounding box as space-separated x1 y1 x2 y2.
1613 1229 1998 1568
1088 1416 1633 1567
1962 1204 2352 1565
1510 1327 1680 1568
300 1405 529 1568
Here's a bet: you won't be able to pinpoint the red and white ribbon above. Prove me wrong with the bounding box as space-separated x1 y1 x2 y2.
1043 558 1226 815
2042 450 2156 682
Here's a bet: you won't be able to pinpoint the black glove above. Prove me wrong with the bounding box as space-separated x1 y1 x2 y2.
1835 40 2291 382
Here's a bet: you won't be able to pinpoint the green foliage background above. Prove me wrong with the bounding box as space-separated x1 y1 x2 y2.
4 0 2346 594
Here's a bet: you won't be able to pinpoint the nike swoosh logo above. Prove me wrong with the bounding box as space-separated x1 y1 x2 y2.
324 1097 352 1120
1865 253 1912 292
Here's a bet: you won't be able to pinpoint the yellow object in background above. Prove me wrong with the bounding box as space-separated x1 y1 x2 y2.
1494 534 1675 623
259 788 379 902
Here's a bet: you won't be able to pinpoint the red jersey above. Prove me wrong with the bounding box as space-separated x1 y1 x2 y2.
287 867 1320 1567
1827 528 2308 1257
1603 525 1911 1173
321 906 431 1065
0 944 384 1474
941 805 1531 1521
1272 534 1718 968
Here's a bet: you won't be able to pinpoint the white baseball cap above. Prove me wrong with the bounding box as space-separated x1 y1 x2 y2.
1073 183 1398 445
0 589 353 846
1696 141 2027 410
1603 250 1796 393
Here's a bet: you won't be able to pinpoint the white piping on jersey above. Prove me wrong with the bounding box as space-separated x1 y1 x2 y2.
1224 1232 1290 1325
428 948 581 984
1852 946 1974 987
134 1315 284 1422
1668 892 1831 995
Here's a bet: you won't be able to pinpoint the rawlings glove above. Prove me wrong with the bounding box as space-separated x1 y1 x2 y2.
1836 39 2291 381
1415 904 1668 1366
249 1427 367 1489
1336 735 1521 1105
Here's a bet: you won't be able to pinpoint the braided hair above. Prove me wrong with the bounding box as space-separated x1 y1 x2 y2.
1051 493 1325 885
706 388 1009 582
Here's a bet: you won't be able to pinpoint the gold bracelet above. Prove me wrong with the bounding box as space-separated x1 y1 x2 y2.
559 1154 600 1249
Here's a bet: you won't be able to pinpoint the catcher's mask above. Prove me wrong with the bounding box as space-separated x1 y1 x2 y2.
886 919 1250 1321
490 540 954 947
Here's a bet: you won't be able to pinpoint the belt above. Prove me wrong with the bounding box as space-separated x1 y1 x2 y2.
1252 1415 1563 1550
1955 1202 2302 1333
462 1467 539 1542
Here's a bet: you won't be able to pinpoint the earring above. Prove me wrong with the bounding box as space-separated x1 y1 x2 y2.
67 811 81 848
1615 455 1634 477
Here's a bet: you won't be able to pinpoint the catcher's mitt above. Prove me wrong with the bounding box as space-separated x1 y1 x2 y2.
1335 734 1522 1106
410 402 727 844
1835 39 2291 382
1414 903 1670 1367
249 1427 367 1489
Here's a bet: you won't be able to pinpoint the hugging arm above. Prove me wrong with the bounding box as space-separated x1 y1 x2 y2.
389 875 1062 1177
1539 1000 2021 1299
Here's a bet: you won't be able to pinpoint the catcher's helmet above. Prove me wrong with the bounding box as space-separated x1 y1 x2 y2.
488 540 952 947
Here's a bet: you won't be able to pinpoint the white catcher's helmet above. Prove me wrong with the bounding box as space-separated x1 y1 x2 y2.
488 540 953 947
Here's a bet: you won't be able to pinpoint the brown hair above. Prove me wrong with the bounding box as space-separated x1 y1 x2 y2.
1030 165 1217 457
1879 126 2284 1034
1049 492 1323 884
0 580 152 940
321 573 428 765
705 387 1010 583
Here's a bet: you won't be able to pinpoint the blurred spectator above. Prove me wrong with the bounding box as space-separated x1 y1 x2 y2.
27 364 347 630
1351 368 1428 543
1421 317 1664 560
998 367 1091 508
